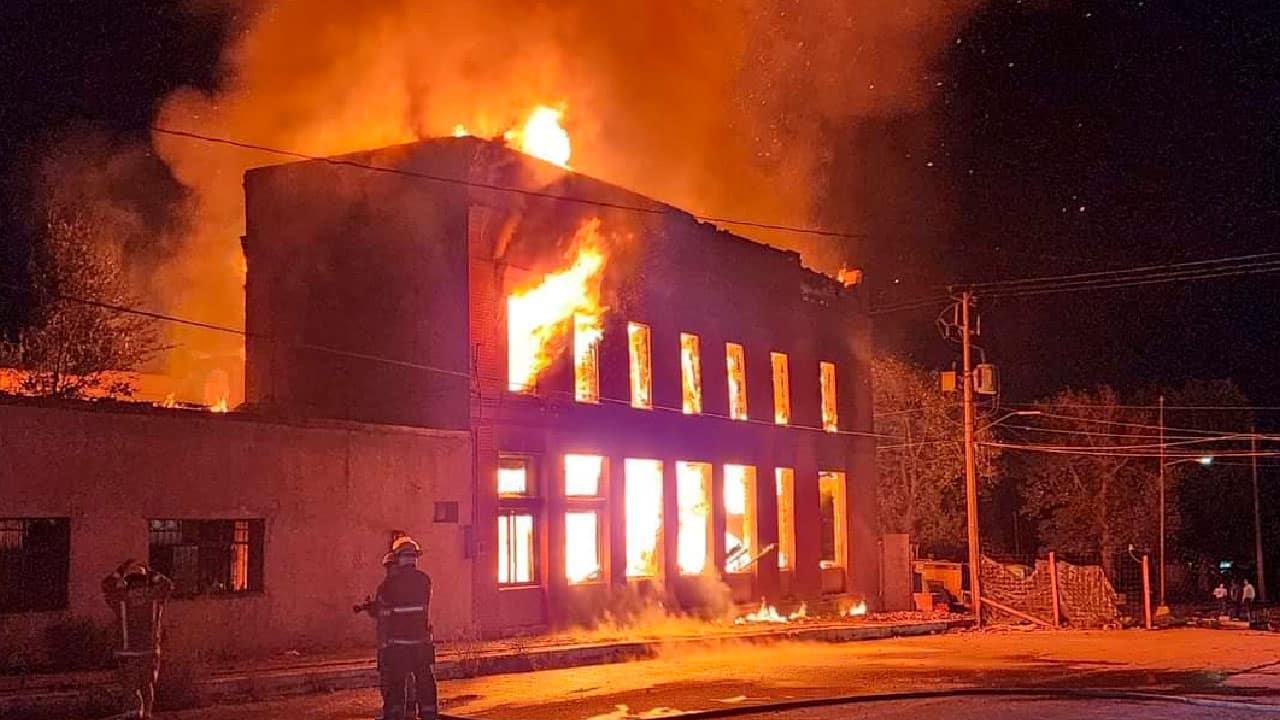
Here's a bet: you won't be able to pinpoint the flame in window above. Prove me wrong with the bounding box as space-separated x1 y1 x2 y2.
681 333 702 414
676 461 712 575
726 342 747 421
564 511 601 583
820 361 839 431
624 459 663 578
574 313 601 403
507 219 606 393
771 352 790 425
628 322 652 409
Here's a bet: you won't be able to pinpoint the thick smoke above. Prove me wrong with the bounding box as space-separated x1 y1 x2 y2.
147 0 974 396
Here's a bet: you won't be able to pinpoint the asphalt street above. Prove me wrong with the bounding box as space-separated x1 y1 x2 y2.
165 628 1280 720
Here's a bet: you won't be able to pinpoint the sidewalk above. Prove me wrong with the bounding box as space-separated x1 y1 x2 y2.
0 615 969 718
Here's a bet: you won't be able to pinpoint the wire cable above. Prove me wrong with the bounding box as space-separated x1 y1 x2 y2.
956 252 1280 291
0 281 899 440
151 126 868 241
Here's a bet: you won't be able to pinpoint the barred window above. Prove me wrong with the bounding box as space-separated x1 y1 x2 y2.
148 519 265 597
0 518 70 613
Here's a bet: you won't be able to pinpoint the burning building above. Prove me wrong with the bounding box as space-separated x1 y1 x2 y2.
0 122 880 663
242 132 878 630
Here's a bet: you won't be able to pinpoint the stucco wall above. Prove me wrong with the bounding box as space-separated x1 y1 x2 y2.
0 401 472 662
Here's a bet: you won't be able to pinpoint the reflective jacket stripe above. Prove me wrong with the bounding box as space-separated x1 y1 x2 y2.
378 605 426 616
119 602 129 649
380 639 426 648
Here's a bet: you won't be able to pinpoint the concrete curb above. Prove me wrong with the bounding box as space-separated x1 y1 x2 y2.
0 618 966 718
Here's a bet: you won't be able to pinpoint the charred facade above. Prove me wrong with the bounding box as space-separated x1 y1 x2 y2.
243 137 878 632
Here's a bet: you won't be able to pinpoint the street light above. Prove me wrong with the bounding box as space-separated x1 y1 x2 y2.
977 409 1042 433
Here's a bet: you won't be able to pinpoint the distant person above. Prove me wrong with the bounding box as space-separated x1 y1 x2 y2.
1213 582 1229 616
1230 578 1242 618
101 560 173 720
1242 579 1257 621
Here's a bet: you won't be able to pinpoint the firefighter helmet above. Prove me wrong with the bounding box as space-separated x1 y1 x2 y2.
117 559 148 579
392 536 422 557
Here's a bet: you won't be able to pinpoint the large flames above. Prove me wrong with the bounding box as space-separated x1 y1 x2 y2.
507 219 607 393
624 459 664 578
503 105 572 168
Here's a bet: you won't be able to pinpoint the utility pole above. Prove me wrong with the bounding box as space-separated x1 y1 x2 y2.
1158 395 1166 610
1253 430 1268 602
960 291 983 625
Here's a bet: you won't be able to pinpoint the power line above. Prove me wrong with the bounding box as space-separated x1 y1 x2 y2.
151 126 869 242
1010 402 1280 412
998 423 1235 442
1010 410 1267 438
0 281 899 441
869 295 952 316
878 252 1280 312
985 434 1256 453
980 262 1280 299
956 252 1280 292
983 441 1280 459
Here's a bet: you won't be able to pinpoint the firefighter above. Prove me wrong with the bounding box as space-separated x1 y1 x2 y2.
373 536 437 720
101 560 173 720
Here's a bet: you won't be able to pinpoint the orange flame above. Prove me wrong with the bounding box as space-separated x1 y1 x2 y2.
504 104 571 167
624 459 663 578
846 600 868 617
734 599 808 625
209 394 229 413
507 219 606 393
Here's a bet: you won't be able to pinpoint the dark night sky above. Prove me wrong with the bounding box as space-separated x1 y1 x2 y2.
850 0 1279 407
1 0 1277 407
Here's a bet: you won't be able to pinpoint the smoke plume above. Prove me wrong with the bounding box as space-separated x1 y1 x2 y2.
144 0 974 396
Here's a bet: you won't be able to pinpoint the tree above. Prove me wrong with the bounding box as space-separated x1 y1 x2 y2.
872 354 998 556
1012 387 1163 575
0 207 159 398
1160 380 1255 569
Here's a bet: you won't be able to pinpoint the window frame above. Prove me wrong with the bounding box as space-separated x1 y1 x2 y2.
628 321 653 410
820 361 839 432
817 471 848 571
623 458 664 579
723 464 758 574
147 518 266 599
775 468 796 570
726 342 748 421
498 454 543 587
675 461 713 576
680 332 703 415
771 352 791 425
563 453 608 585
573 313 601 404
0 517 71 614
497 509 538 587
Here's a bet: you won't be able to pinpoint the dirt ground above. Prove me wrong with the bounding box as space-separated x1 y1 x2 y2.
165 628 1280 720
